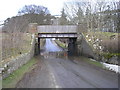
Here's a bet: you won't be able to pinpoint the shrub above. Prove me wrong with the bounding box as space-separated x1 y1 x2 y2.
101 38 118 53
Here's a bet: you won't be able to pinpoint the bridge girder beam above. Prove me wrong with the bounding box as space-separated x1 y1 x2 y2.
38 33 77 38
68 38 78 56
38 37 40 54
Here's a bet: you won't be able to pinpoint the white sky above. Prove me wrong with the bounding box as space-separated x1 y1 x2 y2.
0 0 69 22
0 0 119 23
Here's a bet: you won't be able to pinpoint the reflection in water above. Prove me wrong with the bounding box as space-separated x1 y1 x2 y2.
41 51 68 59
40 38 77 60
40 38 68 59
44 39 62 52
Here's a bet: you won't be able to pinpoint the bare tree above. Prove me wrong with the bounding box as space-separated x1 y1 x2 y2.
2 4 53 61
2 16 29 60
63 1 87 25
59 8 68 25
18 5 50 15
63 0 118 32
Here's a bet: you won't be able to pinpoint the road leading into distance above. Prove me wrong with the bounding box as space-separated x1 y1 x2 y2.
16 39 118 88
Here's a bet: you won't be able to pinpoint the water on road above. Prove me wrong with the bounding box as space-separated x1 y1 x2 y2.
16 39 118 88
44 39 62 52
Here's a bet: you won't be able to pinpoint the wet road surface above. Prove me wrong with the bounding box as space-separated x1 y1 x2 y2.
44 39 62 52
16 39 118 88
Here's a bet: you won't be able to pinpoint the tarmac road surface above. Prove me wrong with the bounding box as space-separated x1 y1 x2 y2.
16 39 118 88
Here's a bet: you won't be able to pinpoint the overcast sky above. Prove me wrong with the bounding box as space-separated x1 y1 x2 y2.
0 0 119 23
0 0 69 22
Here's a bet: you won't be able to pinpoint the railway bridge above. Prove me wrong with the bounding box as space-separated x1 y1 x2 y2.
29 23 95 58
37 25 78 55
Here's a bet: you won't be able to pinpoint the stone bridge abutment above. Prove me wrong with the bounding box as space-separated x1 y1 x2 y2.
29 23 95 58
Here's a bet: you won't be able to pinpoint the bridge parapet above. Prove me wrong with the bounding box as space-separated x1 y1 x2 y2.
37 25 77 34
28 23 87 34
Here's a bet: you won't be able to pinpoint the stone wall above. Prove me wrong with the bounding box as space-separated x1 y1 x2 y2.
2 34 36 79
77 33 96 59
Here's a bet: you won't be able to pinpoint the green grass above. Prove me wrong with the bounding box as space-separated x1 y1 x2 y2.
1 33 33 66
81 56 103 68
83 31 118 41
55 40 67 49
2 57 37 88
102 53 120 59
0 75 2 90
86 59 103 68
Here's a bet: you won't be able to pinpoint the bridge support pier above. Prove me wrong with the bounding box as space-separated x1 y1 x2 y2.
68 38 78 56
38 37 40 54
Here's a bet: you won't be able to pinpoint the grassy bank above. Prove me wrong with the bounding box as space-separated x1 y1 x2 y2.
1 33 32 65
102 53 120 59
80 56 103 68
55 40 67 49
83 31 119 61
2 57 37 88
83 31 119 50
55 39 103 68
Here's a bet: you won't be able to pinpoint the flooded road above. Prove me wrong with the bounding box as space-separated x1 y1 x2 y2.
44 39 62 52
16 39 118 88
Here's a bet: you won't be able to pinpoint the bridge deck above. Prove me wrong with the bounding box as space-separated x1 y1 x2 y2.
37 25 77 33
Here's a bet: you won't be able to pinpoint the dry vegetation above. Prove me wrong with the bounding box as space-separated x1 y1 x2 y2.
83 31 119 59
1 4 53 67
101 37 118 53
1 32 32 66
0 33 2 64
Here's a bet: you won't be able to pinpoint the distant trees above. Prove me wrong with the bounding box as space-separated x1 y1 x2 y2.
3 16 29 32
59 8 68 25
18 5 49 15
17 5 54 25
2 5 54 60
76 7 84 24
3 4 54 32
62 1 119 32
61 1 119 59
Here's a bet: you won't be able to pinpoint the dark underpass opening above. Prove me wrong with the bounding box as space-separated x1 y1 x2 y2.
36 37 78 56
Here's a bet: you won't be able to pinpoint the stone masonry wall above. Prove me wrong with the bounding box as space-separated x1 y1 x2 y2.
2 34 35 79
77 33 96 59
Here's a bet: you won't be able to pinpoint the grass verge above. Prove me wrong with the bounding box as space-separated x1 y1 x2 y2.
102 53 120 59
86 59 103 68
2 57 37 88
55 40 67 49
80 56 103 68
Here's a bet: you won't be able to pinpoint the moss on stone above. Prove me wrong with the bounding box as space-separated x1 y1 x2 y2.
102 53 120 59
2 57 37 88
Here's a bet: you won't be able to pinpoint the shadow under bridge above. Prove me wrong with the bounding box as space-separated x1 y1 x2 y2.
37 25 78 56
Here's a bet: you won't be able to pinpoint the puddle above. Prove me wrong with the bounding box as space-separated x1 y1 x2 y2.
40 51 68 59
